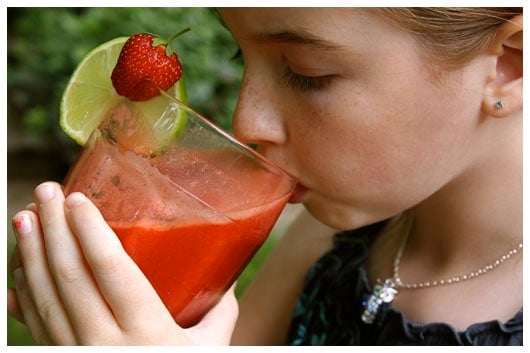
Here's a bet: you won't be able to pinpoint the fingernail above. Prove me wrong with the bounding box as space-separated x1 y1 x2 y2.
12 213 32 236
35 183 55 204
65 192 87 209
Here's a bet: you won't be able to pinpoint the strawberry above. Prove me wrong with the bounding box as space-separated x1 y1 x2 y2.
111 29 189 101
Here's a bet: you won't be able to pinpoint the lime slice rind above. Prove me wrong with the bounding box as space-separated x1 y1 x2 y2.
60 37 129 145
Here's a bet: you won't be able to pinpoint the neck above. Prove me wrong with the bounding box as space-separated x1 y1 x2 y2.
365 114 523 328
407 114 522 271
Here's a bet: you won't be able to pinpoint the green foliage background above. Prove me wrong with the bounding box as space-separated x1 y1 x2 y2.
8 7 243 164
7 7 266 346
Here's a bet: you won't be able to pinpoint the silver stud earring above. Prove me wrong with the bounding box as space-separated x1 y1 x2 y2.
495 100 505 110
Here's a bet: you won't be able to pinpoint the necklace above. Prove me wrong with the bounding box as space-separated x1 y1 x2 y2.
361 233 523 324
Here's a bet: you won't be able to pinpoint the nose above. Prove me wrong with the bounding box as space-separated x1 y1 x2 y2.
232 70 287 146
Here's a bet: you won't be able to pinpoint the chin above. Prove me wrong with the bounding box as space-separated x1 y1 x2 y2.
303 201 378 231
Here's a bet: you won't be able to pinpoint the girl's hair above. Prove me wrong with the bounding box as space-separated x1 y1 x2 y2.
375 7 523 71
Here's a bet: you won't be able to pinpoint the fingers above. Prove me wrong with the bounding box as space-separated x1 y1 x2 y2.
7 287 24 324
33 182 119 343
9 244 21 274
63 191 239 344
11 268 53 345
63 192 177 330
186 284 239 345
12 181 240 345
12 182 181 345
11 208 76 345
7 204 37 323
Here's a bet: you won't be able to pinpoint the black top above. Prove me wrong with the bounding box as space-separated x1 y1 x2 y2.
286 222 523 345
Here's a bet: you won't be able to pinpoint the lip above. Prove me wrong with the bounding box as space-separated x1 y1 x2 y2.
288 183 309 204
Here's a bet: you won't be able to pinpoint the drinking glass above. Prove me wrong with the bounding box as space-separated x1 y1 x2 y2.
63 90 296 327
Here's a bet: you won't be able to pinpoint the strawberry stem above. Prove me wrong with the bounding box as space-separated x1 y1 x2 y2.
167 27 191 43
155 27 190 56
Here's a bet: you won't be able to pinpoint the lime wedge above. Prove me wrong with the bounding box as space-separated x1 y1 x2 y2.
132 79 188 142
60 36 187 145
111 83 188 155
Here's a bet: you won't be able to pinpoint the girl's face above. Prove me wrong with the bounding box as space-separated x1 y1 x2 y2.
220 8 487 229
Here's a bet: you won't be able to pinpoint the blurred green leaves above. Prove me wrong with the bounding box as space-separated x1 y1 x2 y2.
8 7 243 161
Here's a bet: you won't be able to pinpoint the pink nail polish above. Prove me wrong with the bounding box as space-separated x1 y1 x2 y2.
13 213 31 236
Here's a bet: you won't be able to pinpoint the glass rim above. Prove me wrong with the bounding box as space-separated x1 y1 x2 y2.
159 89 297 188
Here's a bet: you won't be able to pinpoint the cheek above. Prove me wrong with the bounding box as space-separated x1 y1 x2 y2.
289 102 389 191
293 81 475 209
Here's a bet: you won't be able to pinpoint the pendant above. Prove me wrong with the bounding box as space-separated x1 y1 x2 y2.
361 278 398 324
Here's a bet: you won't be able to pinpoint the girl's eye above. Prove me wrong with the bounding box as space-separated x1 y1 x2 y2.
283 69 335 91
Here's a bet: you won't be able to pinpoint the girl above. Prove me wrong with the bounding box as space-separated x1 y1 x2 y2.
8 7 523 345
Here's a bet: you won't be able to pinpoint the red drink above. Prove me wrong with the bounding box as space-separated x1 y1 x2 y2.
111 200 285 327
63 102 294 327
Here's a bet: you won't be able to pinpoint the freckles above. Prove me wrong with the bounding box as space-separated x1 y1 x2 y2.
239 72 274 114
248 86 264 113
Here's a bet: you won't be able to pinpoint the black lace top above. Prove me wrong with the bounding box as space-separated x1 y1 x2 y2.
286 222 523 345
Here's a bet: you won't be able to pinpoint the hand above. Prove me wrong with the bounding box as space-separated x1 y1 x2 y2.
7 182 238 345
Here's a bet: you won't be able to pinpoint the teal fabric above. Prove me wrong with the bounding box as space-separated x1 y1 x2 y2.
286 223 523 345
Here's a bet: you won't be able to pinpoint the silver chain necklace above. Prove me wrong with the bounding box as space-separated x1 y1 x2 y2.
361 233 523 324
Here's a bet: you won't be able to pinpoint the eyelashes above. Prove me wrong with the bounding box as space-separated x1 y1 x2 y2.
232 47 335 91
283 69 335 91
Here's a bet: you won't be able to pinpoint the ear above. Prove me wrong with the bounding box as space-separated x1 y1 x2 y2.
481 15 523 118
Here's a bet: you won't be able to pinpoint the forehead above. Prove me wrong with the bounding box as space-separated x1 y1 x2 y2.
218 8 375 40
219 8 403 50
219 7 352 23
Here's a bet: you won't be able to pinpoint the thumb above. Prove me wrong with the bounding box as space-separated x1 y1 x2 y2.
185 283 239 345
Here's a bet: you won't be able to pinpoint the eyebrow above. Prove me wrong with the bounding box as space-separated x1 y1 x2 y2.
251 28 343 51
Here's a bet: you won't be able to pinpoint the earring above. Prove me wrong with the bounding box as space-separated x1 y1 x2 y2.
495 100 505 110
